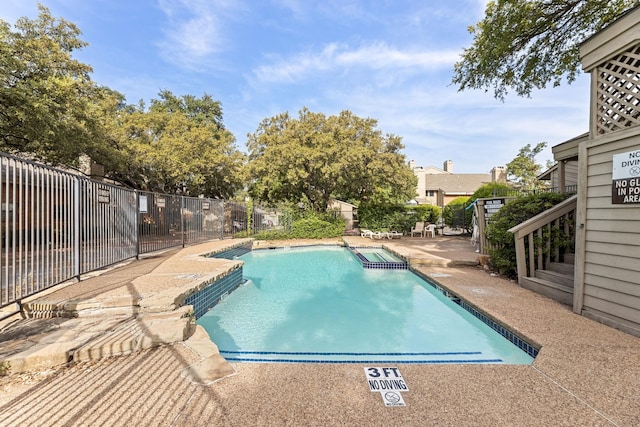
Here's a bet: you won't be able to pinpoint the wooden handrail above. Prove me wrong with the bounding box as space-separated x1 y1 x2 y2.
508 195 577 281
508 195 577 238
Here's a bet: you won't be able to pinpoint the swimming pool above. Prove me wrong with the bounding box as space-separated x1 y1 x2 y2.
199 246 535 364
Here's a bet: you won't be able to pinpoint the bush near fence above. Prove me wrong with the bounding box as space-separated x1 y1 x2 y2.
358 203 441 234
485 192 573 278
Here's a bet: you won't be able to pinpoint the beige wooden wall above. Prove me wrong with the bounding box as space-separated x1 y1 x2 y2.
575 127 640 336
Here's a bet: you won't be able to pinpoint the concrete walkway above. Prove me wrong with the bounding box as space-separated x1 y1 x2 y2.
1 235 639 426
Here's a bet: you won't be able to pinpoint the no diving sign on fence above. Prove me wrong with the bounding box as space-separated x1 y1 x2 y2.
364 367 409 407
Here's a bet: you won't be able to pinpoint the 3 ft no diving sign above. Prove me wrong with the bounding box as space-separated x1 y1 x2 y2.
364 367 409 407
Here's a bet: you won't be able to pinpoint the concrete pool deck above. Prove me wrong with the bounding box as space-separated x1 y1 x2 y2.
1 235 639 426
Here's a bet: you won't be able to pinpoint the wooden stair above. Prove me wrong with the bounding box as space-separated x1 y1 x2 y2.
520 253 574 306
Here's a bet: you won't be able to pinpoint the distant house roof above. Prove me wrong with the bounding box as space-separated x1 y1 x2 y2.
425 174 492 195
328 199 356 209
537 164 556 181
421 165 448 174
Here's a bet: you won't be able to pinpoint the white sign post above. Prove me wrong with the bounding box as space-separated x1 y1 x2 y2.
364 367 408 407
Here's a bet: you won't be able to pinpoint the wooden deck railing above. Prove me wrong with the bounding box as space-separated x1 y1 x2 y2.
508 195 577 282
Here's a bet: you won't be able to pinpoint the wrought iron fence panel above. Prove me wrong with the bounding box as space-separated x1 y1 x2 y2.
1 152 231 310
251 204 290 234
137 191 183 254
80 180 137 273
1 155 78 307
183 197 224 245
223 201 248 238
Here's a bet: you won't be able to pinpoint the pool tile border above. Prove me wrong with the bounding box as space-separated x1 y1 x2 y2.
457 300 539 358
412 269 540 359
185 267 244 319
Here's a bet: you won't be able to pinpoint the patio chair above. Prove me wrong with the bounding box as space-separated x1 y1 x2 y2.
388 231 403 239
372 231 391 239
410 221 425 237
425 223 437 238
360 229 375 238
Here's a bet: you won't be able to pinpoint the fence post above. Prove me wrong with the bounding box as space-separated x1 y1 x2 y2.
134 190 140 259
181 196 186 248
221 200 225 239
476 200 487 254
74 176 81 280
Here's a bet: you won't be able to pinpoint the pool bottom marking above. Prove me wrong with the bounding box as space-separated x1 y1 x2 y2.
219 350 502 364
364 367 408 407
221 358 503 364
221 350 484 356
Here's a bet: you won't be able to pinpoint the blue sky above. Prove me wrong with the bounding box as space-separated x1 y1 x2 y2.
1 0 590 174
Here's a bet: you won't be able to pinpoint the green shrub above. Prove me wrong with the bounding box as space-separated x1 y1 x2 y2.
357 203 403 231
486 192 572 278
290 217 345 238
409 205 441 224
252 229 291 240
443 196 470 229
469 182 515 200
253 216 345 240
359 203 441 233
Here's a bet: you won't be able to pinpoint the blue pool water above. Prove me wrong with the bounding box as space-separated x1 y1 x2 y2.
199 246 534 364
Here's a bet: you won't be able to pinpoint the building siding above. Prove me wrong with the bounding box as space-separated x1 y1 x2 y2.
580 130 640 335
565 161 579 187
548 160 579 189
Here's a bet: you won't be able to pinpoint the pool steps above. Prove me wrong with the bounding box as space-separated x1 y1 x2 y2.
347 247 409 270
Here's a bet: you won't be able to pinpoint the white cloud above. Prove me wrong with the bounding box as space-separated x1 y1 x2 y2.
338 42 459 69
156 0 242 70
252 42 459 84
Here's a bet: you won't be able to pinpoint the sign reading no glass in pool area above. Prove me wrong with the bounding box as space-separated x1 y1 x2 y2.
612 149 640 204
364 367 409 407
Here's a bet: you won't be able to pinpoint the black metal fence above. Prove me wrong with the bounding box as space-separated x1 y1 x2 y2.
0 152 229 309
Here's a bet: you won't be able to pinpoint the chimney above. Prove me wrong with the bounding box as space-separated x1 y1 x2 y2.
443 160 453 173
491 166 507 183
408 160 416 170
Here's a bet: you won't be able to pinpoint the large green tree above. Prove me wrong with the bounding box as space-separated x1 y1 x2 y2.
246 108 417 211
452 0 639 99
0 5 110 166
506 142 548 190
1 7 243 198
106 91 245 198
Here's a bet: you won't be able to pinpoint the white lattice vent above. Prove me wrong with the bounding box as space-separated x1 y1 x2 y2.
596 43 640 135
